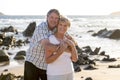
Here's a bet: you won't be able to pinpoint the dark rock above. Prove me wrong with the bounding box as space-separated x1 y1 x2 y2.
0 73 23 80
75 45 82 54
108 64 120 68
90 47 101 55
23 22 36 37
84 64 97 70
15 51 26 56
14 55 25 60
109 29 120 39
99 51 105 55
0 73 15 80
2 36 14 47
73 62 81 72
102 57 117 62
3 69 8 72
0 26 17 33
14 50 26 60
92 28 120 39
0 50 9 63
92 28 107 37
85 77 93 80
82 46 93 54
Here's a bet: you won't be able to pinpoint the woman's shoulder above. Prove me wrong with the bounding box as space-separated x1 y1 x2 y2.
49 35 55 38
49 35 60 44
49 35 56 42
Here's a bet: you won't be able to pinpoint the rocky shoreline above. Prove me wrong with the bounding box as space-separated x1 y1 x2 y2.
0 22 120 80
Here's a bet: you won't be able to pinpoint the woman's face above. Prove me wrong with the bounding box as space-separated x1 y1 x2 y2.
57 21 69 34
47 12 60 30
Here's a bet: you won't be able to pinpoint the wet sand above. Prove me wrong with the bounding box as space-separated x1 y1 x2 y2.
0 60 120 80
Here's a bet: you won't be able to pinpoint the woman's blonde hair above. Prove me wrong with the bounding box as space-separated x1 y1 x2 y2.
59 15 71 27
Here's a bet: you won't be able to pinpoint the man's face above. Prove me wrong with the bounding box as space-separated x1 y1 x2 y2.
47 12 59 30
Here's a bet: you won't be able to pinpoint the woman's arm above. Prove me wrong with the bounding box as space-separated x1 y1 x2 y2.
65 39 78 62
71 45 78 62
41 38 59 52
45 41 68 64
65 33 78 46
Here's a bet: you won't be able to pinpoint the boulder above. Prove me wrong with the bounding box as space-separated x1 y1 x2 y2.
14 50 26 60
23 22 36 37
92 28 120 39
0 50 9 63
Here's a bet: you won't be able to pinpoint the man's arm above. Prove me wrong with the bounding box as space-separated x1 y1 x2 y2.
41 39 59 52
65 33 77 46
44 41 68 64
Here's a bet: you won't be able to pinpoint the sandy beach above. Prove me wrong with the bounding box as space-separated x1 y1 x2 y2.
0 59 120 80
75 60 120 80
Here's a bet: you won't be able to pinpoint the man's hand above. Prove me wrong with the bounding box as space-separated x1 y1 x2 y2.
45 43 59 52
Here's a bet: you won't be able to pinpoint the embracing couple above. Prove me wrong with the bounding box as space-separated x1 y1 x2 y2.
24 9 78 80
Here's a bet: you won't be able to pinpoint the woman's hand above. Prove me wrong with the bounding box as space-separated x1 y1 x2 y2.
58 40 68 51
64 39 75 48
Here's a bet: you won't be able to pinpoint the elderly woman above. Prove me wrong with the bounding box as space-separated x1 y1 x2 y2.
43 16 78 80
